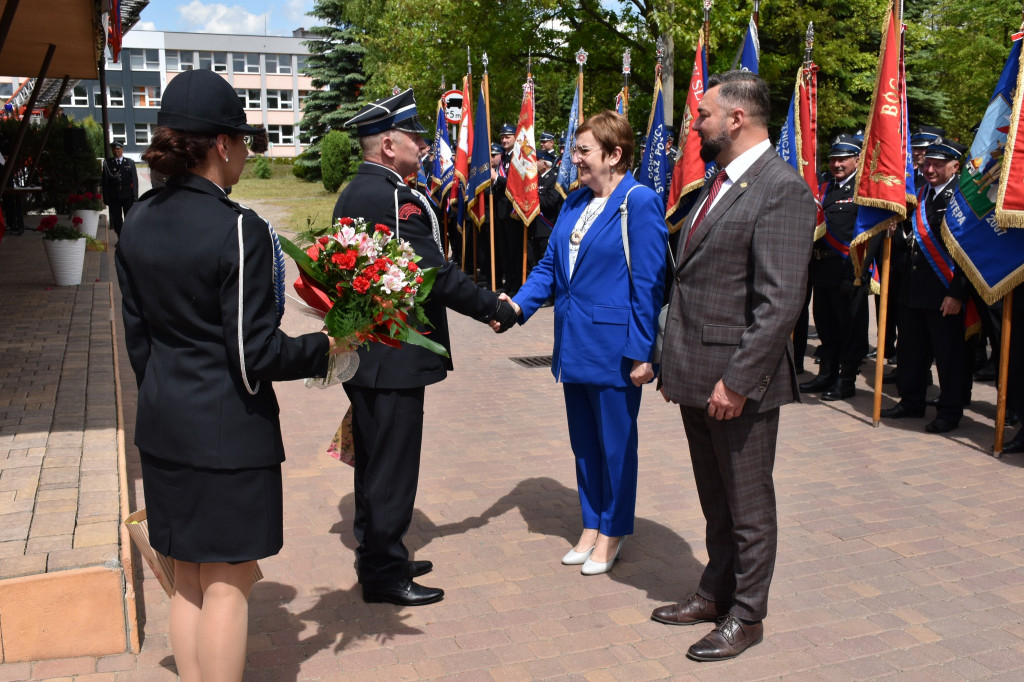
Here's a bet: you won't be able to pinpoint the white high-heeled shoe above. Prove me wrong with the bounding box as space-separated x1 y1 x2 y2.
581 539 623 575
561 545 595 565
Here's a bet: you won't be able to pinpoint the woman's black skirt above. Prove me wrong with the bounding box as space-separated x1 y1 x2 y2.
140 452 283 563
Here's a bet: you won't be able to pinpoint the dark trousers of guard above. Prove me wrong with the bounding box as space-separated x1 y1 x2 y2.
896 305 966 423
813 284 869 367
109 198 135 237
498 219 527 294
344 384 424 589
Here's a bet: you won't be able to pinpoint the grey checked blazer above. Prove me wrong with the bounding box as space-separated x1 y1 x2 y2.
660 146 816 412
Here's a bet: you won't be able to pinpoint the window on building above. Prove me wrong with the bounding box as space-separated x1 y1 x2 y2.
265 54 292 75
62 85 89 107
129 48 160 71
111 123 127 145
266 89 293 110
235 88 261 109
297 90 310 109
195 51 228 72
166 50 195 71
97 85 125 107
105 50 122 70
134 123 155 146
267 124 295 146
232 53 260 74
296 55 307 73
132 85 161 108
0 82 12 99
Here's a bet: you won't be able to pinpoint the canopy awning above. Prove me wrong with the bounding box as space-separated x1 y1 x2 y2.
0 0 101 80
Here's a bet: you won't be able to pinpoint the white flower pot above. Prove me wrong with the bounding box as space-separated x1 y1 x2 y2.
43 237 86 286
72 209 100 238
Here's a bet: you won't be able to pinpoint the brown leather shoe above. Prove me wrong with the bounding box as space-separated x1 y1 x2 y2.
651 594 728 626
686 614 764 661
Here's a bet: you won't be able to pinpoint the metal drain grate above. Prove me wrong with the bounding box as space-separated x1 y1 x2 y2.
510 355 553 368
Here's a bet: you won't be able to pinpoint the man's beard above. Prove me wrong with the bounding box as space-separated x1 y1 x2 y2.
699 128 729 163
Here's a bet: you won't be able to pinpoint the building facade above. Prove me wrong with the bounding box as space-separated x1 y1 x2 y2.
55 29 316 158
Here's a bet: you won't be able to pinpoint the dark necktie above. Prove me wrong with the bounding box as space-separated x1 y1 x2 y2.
685 169 728 250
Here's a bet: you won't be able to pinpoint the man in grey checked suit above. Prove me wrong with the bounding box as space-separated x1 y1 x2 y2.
652 71 815 661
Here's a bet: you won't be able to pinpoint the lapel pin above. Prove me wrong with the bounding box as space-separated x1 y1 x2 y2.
739 182 748 188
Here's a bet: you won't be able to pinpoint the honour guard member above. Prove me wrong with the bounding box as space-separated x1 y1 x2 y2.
334 89 517 607
881 138 969 433
534 149 563 265
539 130 557 156
102 141 139 236
491 122 524 294
799 134 869 400
910 125 945 188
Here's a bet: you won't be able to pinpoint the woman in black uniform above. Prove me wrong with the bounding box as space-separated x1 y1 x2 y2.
115 69 342 681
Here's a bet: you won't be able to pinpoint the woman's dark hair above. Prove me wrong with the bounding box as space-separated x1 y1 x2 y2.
143 127 270 177
142 126 219 177
575 110 634 172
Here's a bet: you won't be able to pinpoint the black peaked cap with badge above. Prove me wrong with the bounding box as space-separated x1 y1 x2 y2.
924 139 967 160
345 88 429 137
829 133 863 158
911 125 946 149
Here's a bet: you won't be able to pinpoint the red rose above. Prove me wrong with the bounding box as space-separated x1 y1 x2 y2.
318 236 330 245
338 217 354 226
72 216 83 225
84 192 93 200
402 286 413 294
335 284 346 296
407 262 418 272
415 276 423 284
331 253 347 266
352 276 371 294
375 223 391 236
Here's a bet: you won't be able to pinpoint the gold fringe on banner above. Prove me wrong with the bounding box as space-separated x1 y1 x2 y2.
996 30 1024 229
941 221 1024 306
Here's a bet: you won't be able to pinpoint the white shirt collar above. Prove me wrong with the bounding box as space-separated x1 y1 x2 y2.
838 170 857 188
365 160 407 185
723 138 772 183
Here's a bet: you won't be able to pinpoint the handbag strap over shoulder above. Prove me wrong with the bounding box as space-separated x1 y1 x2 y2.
621 185 675 281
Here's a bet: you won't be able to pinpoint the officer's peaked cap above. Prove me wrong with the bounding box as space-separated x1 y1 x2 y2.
490 142 504 155
911 125 946 148
829 133 862 157
345 88 428 137
158 69 263 136
500 123 516 136
539 131 556 142
924 139 967 160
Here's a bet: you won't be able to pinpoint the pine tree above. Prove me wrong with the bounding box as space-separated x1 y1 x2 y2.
295 0 366 183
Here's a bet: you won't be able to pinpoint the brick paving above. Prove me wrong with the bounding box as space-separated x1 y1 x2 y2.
4 209 1024 678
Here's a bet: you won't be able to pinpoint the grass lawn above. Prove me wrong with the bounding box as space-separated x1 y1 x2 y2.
229 160 342 234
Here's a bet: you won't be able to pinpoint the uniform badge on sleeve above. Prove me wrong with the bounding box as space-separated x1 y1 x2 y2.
398 203 422 220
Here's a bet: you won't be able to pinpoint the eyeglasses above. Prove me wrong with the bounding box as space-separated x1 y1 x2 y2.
570 145 599 160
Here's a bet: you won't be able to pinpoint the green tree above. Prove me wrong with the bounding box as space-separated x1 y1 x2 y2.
295 0 367 182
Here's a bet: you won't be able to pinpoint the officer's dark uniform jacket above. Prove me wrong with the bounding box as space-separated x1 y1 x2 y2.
899 179 967 308
102 155 138 202
116 174 329 469
536 166 563 240
811 175 859 288
333 162 499 389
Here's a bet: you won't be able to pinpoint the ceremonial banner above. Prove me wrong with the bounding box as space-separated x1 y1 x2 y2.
556 78 582 198
615 87 627 116
851 1 909 246
430 100 454 200
453 76 473 189
998 33 1024 227
943 34 1024 305
105 0 124 63
638 70 668 205
506 79 540 224
467 84 491 227
741 16 759 74
666 35 708 229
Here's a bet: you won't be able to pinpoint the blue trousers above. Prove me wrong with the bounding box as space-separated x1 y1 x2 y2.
563 383 642 536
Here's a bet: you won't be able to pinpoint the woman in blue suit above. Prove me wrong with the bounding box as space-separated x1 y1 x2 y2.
505 111 667 574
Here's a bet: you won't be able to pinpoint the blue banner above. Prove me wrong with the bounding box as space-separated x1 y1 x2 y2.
556 80 581 199
741 17 759 74
637 77 667 204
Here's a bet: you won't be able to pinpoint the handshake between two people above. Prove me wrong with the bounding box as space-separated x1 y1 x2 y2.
489 293 520 333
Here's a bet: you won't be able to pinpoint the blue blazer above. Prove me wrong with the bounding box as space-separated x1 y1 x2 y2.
514 172 668 387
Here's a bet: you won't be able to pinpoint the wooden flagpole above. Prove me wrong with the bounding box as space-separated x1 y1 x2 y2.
752 0 760 30
994 290 1014 456
703 0 712 55
463 47 471 276
622 49 630 118
484 53 496 292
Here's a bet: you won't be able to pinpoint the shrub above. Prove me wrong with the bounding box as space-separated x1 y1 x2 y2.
253 156 273 179
320 130 353 193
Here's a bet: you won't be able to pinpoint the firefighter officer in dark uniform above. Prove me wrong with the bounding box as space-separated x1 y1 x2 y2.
881 138 969 433
102 141 138 236
491 122 523 294
800 134 870 400
534 149 562 262
334 89 517 607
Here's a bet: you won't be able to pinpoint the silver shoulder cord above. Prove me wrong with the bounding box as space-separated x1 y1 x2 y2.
393 187 402 241
236 214 260 395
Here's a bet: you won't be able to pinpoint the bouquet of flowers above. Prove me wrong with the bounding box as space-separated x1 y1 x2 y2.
68 191 104 211
278 216 447 387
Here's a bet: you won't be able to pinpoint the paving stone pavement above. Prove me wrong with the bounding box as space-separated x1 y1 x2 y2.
4 223 1024 679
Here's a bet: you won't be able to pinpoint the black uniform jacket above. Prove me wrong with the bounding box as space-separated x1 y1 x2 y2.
102 156 139 202
900 180 968 309
811 175 859 288
116 174 330 469
333 162 499 389
536 167 563 239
